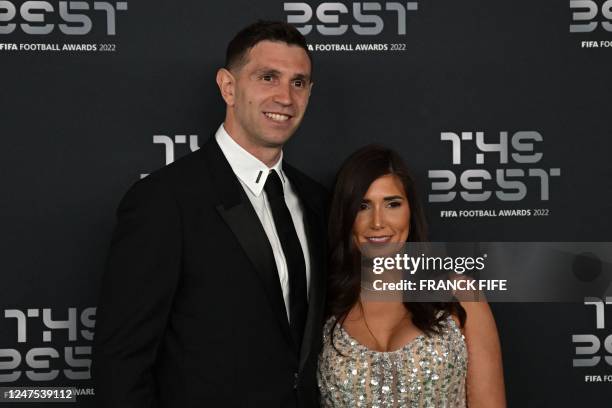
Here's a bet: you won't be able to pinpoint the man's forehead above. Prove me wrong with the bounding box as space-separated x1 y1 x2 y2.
242 41 311 75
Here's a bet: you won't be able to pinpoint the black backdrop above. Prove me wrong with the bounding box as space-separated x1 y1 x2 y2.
2 0 612 406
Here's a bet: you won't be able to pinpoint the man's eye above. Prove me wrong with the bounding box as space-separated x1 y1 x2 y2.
261 74 274 82
293 80 304 88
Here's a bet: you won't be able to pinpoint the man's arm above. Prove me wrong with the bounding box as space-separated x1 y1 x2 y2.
93 176 182 407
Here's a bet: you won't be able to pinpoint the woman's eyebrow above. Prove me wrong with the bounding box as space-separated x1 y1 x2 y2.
361 196 404 202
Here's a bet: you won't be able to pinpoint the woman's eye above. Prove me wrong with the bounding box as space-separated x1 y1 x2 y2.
388 201 402 208
359 202 369 211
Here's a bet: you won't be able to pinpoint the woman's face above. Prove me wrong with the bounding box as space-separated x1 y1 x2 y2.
352 174 411 248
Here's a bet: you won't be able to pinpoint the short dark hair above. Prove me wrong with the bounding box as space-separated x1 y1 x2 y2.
225 20 312 73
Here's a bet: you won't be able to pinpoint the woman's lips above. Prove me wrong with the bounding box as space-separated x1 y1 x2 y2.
365 235 392 243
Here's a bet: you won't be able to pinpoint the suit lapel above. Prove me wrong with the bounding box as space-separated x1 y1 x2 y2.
283 164 327 371
201 138 293 345
299 206 325 371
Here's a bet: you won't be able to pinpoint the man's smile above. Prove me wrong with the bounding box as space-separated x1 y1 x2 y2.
263 112 292 122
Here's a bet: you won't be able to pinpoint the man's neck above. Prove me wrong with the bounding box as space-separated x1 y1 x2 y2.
223 123 282 168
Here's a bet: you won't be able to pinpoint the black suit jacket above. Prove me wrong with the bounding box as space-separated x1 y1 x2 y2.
92 138 328 407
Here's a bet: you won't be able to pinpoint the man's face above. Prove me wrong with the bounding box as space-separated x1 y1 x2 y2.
227 40 312 149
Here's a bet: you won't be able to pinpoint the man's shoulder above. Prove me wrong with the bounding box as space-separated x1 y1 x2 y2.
120 137 216 204
148 141 211 184
283 162 329 212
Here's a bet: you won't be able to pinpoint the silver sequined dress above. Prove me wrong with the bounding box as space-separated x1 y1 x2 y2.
317 315 467 408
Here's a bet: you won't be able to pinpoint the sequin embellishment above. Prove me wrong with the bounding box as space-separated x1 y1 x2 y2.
317 315 467 407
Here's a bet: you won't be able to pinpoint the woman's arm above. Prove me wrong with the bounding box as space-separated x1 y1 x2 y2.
461 300 506 408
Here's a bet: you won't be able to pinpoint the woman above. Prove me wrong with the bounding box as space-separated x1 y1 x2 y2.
318 145 505 407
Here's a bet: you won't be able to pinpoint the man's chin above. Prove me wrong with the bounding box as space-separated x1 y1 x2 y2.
259 129 297 147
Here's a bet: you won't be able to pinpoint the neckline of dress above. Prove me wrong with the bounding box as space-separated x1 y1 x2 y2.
332 316 435 355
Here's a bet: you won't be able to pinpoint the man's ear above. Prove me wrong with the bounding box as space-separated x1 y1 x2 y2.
216 68 236 106
308 81 314 97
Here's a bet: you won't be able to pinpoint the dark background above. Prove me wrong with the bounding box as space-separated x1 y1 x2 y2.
1 0 611 406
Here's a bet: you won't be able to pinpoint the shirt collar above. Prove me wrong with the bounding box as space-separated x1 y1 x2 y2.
215 124 286 197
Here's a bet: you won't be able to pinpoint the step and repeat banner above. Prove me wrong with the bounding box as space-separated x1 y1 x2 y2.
1 1 612 406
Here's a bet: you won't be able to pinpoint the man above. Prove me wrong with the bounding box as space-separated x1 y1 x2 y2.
93 21 327 407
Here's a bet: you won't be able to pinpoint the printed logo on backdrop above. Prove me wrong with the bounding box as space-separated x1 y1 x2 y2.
570 0 612 48
283 1 418 53
572 297 612 383
0 308 95 396
427 130 561 219
0 1 128 53
141 134 200 178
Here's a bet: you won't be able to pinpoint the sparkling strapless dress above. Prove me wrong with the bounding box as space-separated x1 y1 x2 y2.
317 315 467 408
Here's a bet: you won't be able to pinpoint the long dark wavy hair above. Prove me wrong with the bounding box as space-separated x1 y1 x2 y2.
326 145 466 345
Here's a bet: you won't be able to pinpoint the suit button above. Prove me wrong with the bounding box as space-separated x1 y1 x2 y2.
293 372 299 389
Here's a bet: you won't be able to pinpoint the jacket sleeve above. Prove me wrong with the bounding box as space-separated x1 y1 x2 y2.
92 176 182 407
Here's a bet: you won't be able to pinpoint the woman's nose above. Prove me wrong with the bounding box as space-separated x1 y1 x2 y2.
371 206 384 229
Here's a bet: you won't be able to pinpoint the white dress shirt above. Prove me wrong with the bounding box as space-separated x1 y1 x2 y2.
215 124 311 321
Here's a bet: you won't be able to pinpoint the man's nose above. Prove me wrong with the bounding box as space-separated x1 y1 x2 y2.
273 82 292 106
